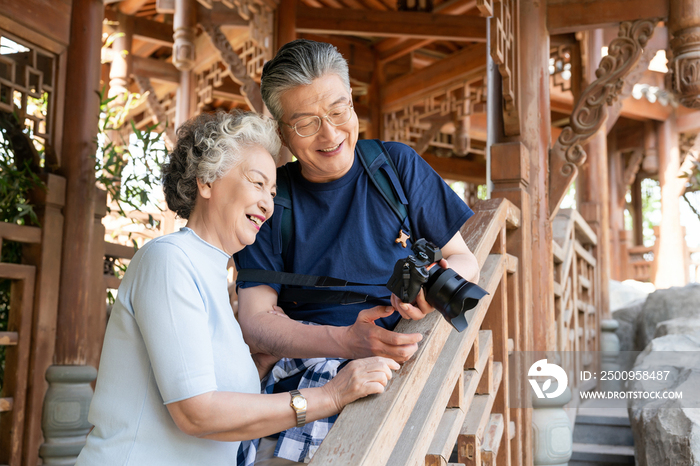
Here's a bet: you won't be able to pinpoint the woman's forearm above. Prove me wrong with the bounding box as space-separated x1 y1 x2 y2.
167 387 339 442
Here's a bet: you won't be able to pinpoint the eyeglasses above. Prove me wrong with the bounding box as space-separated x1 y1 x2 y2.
282 103 354 138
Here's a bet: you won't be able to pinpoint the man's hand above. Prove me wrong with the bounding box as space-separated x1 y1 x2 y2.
390 258 451 321
341 306 422 362
250 306 289 378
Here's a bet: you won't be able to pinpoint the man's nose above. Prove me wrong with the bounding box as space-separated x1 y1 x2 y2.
317 117 339 139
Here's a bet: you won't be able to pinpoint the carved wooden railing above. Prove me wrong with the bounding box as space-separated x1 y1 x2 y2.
0 222 39 466
0 175 65 466
310 198 524 466
551 208 598 398
626 245 656 283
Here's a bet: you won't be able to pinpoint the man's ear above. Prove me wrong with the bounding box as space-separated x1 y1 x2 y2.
196 178 213 199
277 126 289 149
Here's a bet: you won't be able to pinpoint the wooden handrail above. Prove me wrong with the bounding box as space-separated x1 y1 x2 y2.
0 222 42 245
310 198 521 466
552 208 599 392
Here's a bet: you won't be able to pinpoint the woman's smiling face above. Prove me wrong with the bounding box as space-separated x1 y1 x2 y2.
198 145 277 254
279 74 358 183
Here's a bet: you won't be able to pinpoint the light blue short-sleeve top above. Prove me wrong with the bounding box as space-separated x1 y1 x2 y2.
76 228 260 466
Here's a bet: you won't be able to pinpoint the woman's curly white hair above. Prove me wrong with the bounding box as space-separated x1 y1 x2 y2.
162 110 281 219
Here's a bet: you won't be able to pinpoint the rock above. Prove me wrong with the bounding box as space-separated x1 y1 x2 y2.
609 279 655 312
612 298 646 352
627 331 700 465
654 317 700 339
636 283 700 350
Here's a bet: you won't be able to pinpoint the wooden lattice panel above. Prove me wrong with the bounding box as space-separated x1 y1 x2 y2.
383 77 486 154
0 31 57 149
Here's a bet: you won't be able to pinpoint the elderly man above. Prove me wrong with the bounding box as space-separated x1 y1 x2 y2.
234 39 480 465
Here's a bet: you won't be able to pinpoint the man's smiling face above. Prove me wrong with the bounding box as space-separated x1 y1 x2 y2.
279 73 358 183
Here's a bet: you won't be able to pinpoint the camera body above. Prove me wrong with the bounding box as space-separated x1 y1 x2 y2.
386 239 487 332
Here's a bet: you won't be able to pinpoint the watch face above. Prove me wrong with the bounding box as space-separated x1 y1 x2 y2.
292 396 307 410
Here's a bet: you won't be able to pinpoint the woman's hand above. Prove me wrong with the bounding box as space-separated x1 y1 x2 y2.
321 357 400 412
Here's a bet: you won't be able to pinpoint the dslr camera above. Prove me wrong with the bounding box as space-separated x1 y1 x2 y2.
386 239 487 332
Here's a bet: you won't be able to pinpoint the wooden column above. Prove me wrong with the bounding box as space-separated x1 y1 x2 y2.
87 189 108 372
55 0 104 366
276 0 297 49
367 52 384 140
173 0 197 71
577 29 611 320
275 0 297 166
632 173 644 246
654 116 686 288
22 175 65 466
108 12 134 99
607 135 625 282
488 2 549 463
175 69 194 129
495 0 553 352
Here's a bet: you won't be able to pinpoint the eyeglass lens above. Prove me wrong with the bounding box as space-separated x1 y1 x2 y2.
295 105 353 137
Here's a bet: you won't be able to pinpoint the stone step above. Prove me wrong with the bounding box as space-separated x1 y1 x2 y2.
573 417 634 446
570 442 635 465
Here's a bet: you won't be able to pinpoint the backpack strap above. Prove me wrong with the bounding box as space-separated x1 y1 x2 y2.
356 139 409 225
271 164 293 260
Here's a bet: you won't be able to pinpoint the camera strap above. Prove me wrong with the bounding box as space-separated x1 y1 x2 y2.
236 268 390 305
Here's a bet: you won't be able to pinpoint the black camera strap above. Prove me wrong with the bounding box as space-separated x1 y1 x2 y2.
236 268 390 305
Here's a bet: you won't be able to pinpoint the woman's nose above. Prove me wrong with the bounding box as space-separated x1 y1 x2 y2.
260 193 274 218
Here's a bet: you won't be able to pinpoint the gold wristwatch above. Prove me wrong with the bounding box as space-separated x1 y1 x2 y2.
289 389 307 427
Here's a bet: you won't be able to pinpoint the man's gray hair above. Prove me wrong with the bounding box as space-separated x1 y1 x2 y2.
261 39 351 121
162 110 281 219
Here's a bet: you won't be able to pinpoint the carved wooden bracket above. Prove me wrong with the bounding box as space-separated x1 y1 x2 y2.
478 0 520 136
135 76 177 149
669 0 700 108
548 19 658 220
201 24 264 113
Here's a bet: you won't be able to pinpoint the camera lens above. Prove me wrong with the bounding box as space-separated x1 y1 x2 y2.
424 267 488 332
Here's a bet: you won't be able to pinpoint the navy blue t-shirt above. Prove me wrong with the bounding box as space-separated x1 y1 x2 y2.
234 141 474 330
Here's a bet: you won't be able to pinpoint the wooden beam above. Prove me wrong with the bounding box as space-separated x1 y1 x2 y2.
677 107 700 133
421 153 486 184
381 44 486 107
296 6 487 41
118 0 150 15
547 0 669 35
298 34 374 74
375 0 478 63
104 9 178 47
196 2 248 26
619 97 673 122
132 56 180 83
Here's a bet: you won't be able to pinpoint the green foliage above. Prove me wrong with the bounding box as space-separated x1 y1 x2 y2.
0 112 45 391
94 89 168 223
683 158 700 222
94 88 168 303
641 178 661 247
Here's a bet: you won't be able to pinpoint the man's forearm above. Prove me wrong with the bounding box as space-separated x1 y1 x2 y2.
242 310 350 359
444 252 480 283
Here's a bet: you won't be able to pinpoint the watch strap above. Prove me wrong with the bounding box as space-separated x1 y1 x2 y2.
290 389 307 427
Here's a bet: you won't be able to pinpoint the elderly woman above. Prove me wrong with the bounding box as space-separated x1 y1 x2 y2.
75 111 398 466
234 40 481 464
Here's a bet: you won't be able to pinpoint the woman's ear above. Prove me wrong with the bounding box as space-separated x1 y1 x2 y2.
196 178 213 199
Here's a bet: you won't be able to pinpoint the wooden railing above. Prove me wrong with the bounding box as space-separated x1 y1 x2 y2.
551 208 598 398
310 198 525 466
626 244 656 283
0 174 65 466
